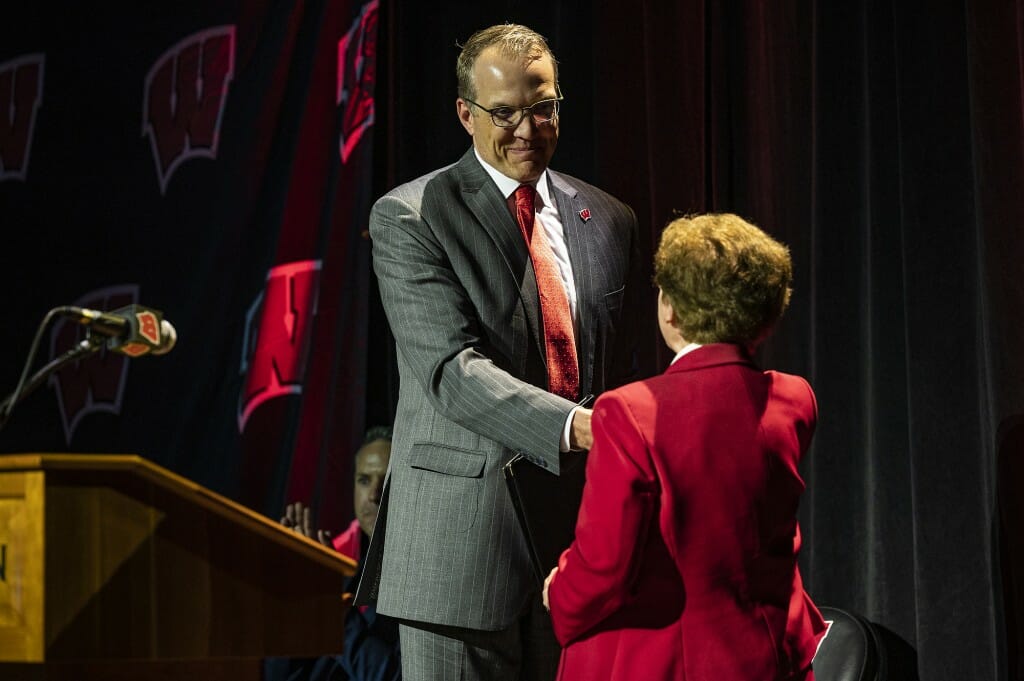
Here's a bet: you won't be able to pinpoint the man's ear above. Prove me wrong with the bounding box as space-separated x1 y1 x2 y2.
456 99 475 136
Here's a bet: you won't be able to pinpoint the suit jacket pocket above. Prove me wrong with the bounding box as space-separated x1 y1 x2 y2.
409 443 486 478
604 284 625 316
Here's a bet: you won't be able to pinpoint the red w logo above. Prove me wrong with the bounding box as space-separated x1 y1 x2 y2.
238 261 322 432
48 285 138 444
0 54 44 182
337 0 378 163
142 26 236 194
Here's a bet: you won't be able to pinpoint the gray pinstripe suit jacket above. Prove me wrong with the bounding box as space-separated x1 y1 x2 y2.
357 148 640 631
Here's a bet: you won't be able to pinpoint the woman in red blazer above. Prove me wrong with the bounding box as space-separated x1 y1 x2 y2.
544 213 826 681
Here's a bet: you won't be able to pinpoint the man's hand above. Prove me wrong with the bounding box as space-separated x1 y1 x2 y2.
542 566 559 610
281 502 333 547
281 502 314 537
569 407 593 450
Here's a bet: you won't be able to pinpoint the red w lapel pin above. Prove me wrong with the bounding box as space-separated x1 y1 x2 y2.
578 208 592 222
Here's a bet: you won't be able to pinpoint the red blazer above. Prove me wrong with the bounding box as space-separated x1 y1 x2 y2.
548 344 826 681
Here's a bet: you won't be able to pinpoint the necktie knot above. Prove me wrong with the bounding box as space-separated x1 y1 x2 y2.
515 183 536 204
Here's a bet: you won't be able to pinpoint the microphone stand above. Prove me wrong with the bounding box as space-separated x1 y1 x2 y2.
0 336 104 432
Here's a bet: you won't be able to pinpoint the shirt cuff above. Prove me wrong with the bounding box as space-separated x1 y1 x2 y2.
560 406 581 452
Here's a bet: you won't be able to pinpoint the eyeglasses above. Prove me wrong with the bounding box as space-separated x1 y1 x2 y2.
463 87 564 129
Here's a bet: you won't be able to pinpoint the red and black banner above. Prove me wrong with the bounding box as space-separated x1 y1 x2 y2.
0 0 379 526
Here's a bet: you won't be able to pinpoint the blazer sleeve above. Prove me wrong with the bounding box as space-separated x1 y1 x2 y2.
548 390 658 644
369 191 575 469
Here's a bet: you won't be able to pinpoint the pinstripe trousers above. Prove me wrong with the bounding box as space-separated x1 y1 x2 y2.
398 595 559 681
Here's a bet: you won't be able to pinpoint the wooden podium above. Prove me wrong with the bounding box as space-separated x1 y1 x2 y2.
0 453 356 680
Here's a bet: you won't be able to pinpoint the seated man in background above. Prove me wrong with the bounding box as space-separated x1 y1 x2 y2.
268 426 400 681
283 425 392 564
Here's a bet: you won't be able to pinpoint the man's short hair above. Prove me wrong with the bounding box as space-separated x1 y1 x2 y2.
362 425 393 446
654 213 793 345
354 425 392 476
456 23 559 101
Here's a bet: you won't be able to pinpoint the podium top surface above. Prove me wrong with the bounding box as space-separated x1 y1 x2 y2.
0 452 356 576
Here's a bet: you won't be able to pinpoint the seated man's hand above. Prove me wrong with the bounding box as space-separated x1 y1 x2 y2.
281 502 313 537
281 502 333 547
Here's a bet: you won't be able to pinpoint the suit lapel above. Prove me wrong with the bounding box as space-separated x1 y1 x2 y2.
548 171 595 395
455 149 545 359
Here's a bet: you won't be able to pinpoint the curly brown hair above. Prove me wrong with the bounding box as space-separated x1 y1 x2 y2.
653 213 793 345
456 24 559 101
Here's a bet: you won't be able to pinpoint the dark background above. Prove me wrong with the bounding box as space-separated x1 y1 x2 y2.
1 2 1021 679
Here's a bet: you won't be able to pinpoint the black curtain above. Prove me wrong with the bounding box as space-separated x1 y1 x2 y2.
373 2 1023 679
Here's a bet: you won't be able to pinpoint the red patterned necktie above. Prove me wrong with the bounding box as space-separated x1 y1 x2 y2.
512 184 579 400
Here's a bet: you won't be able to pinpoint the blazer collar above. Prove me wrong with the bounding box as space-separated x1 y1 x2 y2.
454 149 542 356
664 343 757 375
455 148 529 274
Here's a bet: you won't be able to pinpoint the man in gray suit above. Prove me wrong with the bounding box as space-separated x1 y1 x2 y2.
357 23 641 681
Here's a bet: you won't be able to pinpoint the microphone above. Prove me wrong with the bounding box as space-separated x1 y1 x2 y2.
59 304 177 357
